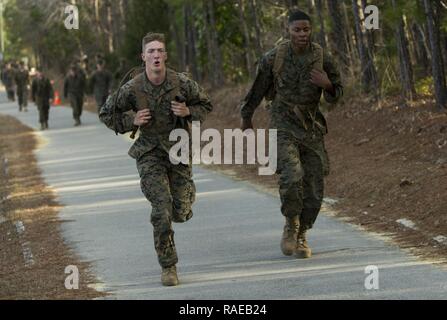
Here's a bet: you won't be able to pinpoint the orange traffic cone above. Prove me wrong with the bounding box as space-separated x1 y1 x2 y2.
54 90 61 106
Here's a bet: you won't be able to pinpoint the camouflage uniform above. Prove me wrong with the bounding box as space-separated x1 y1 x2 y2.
31 76 54 128
90 68 113 110
15 68 30 111
64 70 86 124
99 69 212 268
2 67 16 101
240 41 343 230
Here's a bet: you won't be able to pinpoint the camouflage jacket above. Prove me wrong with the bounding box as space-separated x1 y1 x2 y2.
90 69 113 97
31 77 54 105
99 69 212 161
240 41 343 139
1 68 16 88
64 72 86 97
15 69 29 90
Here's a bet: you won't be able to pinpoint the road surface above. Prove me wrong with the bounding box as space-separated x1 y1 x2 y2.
1 94 446 299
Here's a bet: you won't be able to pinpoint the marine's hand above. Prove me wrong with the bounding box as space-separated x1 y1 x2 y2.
241 118 253 130
310 69 333 92
171 100 190 117
134 109 151 126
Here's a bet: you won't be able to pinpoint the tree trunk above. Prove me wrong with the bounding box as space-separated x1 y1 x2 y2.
237 0 254 77
442 32 447 79
361 0 375 55
315 0 327 48
410 22 430 75
248 0 263 58
105 0 114 53
204 0 224 86
433 0 446 79
306 0 314 15
326 0 350 75
423 0 447 110
94 0 101 34
189 9 201 81
184 2 199 80
342 1 357 65
392 0 415 101
352 0 378 97
168 5 185 72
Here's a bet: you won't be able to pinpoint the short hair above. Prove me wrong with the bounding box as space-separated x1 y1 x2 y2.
288 9 312 24
142 32 166 51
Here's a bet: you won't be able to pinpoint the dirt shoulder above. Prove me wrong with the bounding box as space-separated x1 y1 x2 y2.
324 95 447 263
203 85 447 265
0 114 106 299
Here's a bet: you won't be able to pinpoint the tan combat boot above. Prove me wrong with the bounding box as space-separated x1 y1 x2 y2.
295 226 312 258
161 265 179 286
280 216 299 256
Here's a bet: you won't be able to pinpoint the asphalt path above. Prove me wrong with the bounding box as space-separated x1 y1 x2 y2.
1 93 446 299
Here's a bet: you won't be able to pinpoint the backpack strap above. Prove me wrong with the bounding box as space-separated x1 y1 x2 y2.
272 40 290 82
166 68 182 101
310 42 324 71
132 72 148 112
264 40 289 101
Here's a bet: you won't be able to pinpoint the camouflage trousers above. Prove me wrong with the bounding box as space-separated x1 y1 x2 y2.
36 102 50 124
276 130 329 230
17 88 28 109
68 93 84 121
6 87 15 101
137 146 196 268
94 93 108 112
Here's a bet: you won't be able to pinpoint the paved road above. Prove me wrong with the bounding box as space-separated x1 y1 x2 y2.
1 95 447 299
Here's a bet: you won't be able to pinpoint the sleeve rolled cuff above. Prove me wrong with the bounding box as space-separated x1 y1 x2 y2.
122 114 136 132
188 106 204 122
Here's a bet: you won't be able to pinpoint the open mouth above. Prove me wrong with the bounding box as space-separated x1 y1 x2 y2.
154 61 160 67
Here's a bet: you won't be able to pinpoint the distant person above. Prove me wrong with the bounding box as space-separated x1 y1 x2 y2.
89 60 113 112
2 62 16 101
31 69 53 130
15 61 30 112
64 64 86 126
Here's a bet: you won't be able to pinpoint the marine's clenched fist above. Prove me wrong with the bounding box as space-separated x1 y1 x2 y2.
133 109 152 126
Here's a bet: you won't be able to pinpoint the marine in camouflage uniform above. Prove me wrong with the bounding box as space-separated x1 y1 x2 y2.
15 61 30 112
89 60 113 111
240 10 343 259
99 33 212 286
64 65 86 126
31 70 54 130
2 62 16 102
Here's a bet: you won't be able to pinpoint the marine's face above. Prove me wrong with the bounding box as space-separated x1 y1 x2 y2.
288 20 312 48
142 40 167 73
